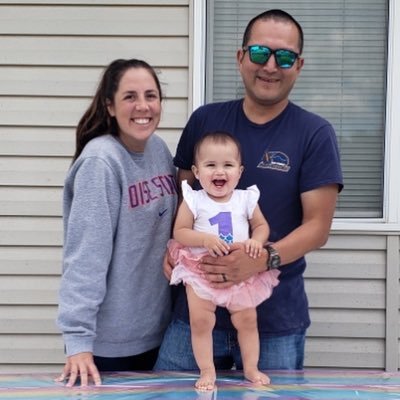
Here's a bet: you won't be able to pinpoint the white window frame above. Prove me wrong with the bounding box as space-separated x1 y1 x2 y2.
190 0 400 232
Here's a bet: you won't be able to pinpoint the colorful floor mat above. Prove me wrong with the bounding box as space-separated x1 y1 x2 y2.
1 369 400 399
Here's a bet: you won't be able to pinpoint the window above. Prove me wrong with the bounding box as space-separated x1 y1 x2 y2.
206 0 388 218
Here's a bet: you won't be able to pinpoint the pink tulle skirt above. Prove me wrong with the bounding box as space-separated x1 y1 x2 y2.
168 239 280 311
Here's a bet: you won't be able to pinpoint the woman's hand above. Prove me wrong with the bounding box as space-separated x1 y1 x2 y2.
199 242 268 287
55 352 101 387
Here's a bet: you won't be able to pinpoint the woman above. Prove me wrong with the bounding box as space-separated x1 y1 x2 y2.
56 59 178 387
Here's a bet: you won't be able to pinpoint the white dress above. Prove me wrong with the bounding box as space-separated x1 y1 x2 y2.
169 181 280 311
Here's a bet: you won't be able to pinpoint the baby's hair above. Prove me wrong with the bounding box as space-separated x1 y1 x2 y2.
193 131 242 164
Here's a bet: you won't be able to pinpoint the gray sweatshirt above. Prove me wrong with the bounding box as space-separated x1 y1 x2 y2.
57 134 177 357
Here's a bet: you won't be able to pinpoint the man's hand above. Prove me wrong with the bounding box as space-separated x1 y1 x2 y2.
162 249 175 280
55 352 101 387
199 242 267 287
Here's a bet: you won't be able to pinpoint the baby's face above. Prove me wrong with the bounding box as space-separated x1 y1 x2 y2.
192 140 243 202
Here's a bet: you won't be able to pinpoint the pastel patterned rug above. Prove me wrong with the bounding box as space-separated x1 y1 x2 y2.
1 370 400 399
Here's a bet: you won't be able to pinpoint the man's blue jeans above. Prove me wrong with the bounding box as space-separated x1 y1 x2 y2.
154 319 305 371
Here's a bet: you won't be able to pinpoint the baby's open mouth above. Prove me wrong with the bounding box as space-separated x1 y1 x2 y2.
213 179 226 187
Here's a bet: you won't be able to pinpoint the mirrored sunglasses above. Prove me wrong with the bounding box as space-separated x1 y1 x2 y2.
243 45 299 69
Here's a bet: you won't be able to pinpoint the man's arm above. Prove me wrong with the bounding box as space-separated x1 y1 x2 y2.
200 184 339 286
273 184 338 265
162 168 196 280
177 168 196 190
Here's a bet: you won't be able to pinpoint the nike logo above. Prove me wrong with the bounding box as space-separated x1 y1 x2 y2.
158 209 168 217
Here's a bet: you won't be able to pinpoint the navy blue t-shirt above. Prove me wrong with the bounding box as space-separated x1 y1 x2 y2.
173 100 343 335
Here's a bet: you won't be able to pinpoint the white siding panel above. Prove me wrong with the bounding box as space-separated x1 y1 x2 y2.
0 276 59 305
0 128 75 156
0 217 62 246
158 129 182 156
0 157 70 186
0 67 188 98
306 249 386 279
309 309 385 337
156 100 188 128
0 187 62 216
159 69 189 99
1 97 88 127
0 365 61 373
1 98 187 128
0 67 101 97
0 335 64 364
0 0 189 372
0 127 181 156
306 338 385 368
0 5 188 36
303 234 393 369
306 279 385 309
0 1 188 7
0 246 62 275
324 234 387 250
0 306 59 333
0 37 188 67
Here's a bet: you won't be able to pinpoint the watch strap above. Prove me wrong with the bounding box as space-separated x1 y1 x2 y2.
265 244 281 270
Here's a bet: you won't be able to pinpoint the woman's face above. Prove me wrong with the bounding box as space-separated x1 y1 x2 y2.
107 67 161 152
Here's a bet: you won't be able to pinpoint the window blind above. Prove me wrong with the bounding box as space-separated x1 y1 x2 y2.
207 0 388 218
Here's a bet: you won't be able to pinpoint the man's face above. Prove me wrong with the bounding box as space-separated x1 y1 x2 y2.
237 18 304 110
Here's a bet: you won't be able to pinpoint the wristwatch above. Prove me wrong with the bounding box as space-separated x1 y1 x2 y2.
265 244 281 270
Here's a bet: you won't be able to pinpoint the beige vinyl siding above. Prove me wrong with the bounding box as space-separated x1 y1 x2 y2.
305 234 400 370
0 0 189 372
1 0 400 373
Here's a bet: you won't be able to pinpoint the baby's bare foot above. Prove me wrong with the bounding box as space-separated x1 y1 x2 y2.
244 368 270 385
195 368 216 391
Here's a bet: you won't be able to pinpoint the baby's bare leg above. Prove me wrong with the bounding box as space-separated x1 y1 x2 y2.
230 307 270 385
186 285 217 391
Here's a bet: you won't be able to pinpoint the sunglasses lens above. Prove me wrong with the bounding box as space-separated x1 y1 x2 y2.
247 46 298 68
249 46 271 64
275 50 297 68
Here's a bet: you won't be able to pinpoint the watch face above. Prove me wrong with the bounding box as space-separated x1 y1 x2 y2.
270 255 281 268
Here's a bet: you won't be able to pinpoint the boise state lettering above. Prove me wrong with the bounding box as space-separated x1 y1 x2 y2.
128 174 177 208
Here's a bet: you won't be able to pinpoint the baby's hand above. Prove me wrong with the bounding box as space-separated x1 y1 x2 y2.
244 239 263 258
203 235 230 257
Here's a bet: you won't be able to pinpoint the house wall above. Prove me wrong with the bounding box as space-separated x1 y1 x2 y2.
0 0 399 373
305 233 400 371
0 0 189 372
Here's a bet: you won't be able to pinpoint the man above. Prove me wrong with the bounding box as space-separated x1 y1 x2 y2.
155 9 343 371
